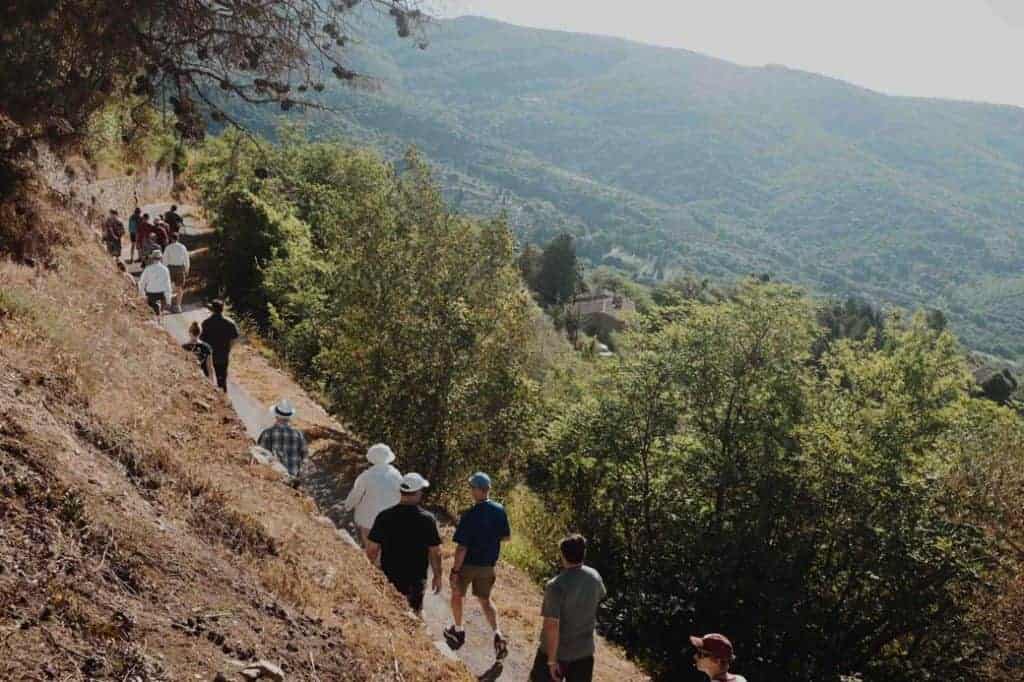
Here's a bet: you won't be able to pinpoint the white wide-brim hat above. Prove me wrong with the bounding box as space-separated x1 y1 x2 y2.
367 443 396 465
271 398 296 418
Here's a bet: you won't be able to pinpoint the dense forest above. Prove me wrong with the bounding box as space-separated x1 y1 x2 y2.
193 132 1024 681
222 11 1024 363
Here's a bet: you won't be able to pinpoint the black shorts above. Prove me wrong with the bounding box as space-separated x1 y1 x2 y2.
145 292 165 314
530 649 594 682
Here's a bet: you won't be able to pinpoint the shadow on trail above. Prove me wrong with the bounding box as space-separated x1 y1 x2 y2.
478 661 504 682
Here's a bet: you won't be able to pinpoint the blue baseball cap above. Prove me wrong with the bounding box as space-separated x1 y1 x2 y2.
468 472 491 489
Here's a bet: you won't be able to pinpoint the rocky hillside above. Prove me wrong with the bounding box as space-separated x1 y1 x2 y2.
0 175 468 680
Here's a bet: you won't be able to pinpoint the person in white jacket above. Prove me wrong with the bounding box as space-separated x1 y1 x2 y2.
137 250 172 319
344 443 403 545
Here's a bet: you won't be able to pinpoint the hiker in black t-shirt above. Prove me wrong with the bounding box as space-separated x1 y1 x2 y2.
182 321 215 384
366 473 443 614
163 205 184 236
199 299 240 391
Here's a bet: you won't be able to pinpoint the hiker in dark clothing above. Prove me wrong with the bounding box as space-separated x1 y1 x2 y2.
199 299 240 391
102 209 124 258
163 205 184 236
136 213 153 254
182 321 215 383
128 207 141 262
152 220 169 250
366 473 443 614
445 472 511 660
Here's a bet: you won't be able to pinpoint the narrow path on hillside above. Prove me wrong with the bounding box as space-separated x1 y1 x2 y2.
134 204 521 679
131 202 642 682
137 204 271 437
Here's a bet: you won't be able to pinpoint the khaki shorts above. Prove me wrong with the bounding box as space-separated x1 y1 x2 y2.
168 265 187 288
455 564 497 598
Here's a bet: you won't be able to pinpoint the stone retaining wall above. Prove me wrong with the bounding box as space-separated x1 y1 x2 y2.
35 143 174 220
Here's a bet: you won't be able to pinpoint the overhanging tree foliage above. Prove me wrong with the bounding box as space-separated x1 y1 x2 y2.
0 0 425 147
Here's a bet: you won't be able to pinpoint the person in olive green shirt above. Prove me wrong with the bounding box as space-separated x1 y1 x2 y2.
530 534 606 682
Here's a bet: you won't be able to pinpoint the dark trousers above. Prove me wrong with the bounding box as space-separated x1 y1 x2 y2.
145 292 165 315
530 650 594 682
212 354 230 391
387 577 426 613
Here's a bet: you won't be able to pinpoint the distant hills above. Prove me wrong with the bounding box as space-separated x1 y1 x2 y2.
224 13 1024 361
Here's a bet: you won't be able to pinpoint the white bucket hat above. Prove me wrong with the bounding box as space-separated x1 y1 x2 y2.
271 398 296 419
366 443 396 465
399 472 429 494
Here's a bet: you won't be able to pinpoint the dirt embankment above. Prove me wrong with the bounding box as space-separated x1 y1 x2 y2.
0 194 469 679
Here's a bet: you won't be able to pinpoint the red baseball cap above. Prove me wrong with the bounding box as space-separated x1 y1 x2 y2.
690 633 734 660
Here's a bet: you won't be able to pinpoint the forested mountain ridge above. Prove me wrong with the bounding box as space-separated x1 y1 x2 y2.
228 14 1024 360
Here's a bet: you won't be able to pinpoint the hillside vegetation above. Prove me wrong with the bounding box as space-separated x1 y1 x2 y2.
227 13 1024 362
190 130 1024 681
0 190 469 681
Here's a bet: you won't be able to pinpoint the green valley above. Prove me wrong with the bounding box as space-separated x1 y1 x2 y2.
226 13 1024 361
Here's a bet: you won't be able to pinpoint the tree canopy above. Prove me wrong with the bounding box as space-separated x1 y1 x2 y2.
0 0 424 147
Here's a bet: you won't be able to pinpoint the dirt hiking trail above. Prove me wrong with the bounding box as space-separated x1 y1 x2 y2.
138 203 646 682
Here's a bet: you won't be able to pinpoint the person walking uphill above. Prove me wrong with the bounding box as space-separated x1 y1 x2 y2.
256 399 308 479
530 535 606 682
444 472 511 660
343 444 403 546
200 299 239 391
691 634 747 682
366 473 443 614
137 250 172 319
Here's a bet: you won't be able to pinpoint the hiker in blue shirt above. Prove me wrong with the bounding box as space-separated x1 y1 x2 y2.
444 472 512 661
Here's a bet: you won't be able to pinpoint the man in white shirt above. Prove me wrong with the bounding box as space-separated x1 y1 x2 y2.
138 250 173 319
163 233 190 313
343 443 403 546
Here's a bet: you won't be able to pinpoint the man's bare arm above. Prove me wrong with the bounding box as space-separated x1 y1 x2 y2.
452 545 468 572
429 545 443 593
542 616 560 673
365 540 381 565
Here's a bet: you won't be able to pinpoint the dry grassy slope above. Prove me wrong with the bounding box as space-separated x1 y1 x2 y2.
0 202 470 680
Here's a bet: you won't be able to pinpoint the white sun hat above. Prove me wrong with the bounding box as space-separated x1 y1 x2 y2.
366 443 396 465
399 472 430 494
271 398 296 419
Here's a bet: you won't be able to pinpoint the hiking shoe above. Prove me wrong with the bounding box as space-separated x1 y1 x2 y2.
444 626 466 651
494 632 509 660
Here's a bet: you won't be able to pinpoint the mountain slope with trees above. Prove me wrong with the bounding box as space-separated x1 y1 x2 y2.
230 13 1024 361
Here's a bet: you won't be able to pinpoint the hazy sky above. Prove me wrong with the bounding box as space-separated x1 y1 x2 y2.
447 0 1024 108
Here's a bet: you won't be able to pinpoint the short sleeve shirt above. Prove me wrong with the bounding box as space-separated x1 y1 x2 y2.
369 504 441 585
540 565 607 663
200 314 240 357
453 499 511 567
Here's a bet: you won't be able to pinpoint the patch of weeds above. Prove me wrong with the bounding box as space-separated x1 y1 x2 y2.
0 287 33 321
185 479 277 557
58 489 88 532
74 420 166 493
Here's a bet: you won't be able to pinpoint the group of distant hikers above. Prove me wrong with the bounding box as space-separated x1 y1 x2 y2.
103 205 188 314
102 205 745 682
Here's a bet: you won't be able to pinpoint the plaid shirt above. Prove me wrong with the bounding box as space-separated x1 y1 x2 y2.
257 424 308 477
